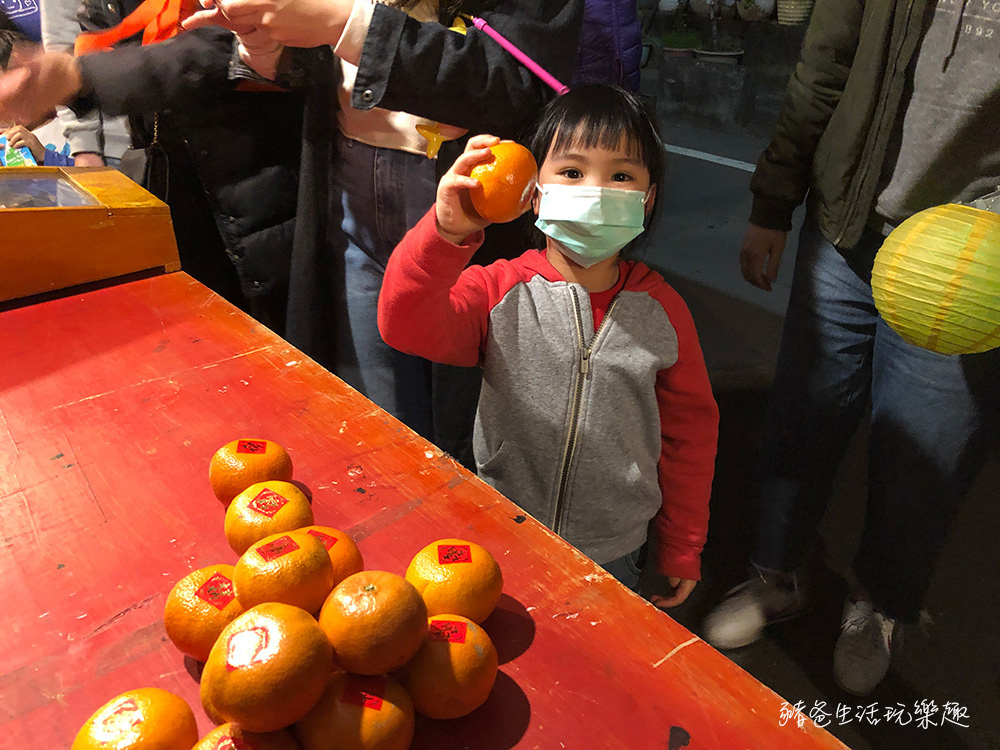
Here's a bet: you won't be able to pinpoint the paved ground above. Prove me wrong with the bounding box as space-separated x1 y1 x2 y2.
637 119 1000 750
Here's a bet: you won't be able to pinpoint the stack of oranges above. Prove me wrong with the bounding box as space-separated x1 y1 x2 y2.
75 438 506 749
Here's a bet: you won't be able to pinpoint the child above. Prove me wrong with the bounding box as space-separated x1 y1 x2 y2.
378 85 719 608
2 123 74 165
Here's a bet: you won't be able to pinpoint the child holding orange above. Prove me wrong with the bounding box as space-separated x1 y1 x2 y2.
379 85 718 607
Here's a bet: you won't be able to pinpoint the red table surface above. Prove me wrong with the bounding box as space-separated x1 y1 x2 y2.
0 272 845 749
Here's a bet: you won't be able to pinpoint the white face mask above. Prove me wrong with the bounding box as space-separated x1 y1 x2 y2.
534 183 650 267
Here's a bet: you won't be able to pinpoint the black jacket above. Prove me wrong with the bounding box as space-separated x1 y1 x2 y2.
74 26 302 329
282 0 583 360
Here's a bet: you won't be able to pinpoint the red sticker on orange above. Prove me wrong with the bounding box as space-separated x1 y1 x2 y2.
342 676 386 711
256 535 299 561
248 488 288 517
307 529 338 550
429 619 468 643
438 543 472 564
196 572 236 610
226 625 276 671
213 736 250 750
236 440 267 454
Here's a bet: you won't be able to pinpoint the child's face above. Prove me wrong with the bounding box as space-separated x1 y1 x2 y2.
534 134 655 210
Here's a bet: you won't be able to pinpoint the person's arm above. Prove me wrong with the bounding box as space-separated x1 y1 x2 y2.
378 207 493 367
342 0 583 136
74 28 235 116
748 0 865 231
40 0 105 162
646 288 719 605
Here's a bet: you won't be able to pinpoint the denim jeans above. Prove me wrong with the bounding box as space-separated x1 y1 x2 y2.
601 544 647 592
752 218 998 622
327 138 481 464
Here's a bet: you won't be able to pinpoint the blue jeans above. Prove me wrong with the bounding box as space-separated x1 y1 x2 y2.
752 219 998 622
327 139 481 464
329 138 437 437
602 544 647 592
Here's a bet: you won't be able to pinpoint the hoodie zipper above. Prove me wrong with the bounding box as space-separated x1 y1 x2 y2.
552 286 620 535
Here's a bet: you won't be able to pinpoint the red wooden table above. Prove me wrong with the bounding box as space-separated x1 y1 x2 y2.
0 272 846 749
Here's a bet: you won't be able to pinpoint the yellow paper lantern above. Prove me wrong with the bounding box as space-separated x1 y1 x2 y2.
872 203 1000 355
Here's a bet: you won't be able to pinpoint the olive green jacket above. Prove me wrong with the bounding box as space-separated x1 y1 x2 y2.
749 0 930 253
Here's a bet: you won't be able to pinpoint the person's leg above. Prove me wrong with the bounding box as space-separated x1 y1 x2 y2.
750 222 882 573
600 545 646 592
704 220 882 649
332 139 436 437
855 322 999 623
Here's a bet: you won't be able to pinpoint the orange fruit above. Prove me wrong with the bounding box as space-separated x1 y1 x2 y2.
192 722 302 750
234 529 336 613
318 571 427 676
295 672 414 750
71 687 198 750
405 538 503 623
469 140 538 223
398 615 498 719
210 439 293 507
299 525 365 586
201 602 333 733
164 564 245 662
225 480 314 555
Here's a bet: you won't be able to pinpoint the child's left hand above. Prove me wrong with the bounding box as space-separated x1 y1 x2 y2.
650 577 697 610
3 124 45 163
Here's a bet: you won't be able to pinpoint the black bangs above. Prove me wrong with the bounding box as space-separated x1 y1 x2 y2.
526 84 665 195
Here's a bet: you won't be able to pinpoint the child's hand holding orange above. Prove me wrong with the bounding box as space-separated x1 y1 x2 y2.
436 134 501 244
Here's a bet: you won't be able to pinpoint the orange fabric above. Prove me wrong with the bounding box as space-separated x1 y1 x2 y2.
74 0 198 55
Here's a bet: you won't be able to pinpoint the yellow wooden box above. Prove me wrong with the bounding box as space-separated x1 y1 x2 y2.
0 167 179 304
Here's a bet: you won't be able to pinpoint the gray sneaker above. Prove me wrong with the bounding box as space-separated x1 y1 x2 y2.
833 599 895 696
703 571 805 650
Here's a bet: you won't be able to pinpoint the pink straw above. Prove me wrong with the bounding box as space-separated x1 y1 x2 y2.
470 16 570 96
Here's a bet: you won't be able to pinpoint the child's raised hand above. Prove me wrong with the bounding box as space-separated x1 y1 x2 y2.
4 124 45 163
650 577 697 610
435 134 500 244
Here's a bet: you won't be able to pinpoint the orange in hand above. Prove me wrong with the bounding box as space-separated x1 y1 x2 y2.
200 602 334 733
164 563 245 662
225 480 314 555
296 672 415 750
72 687 198 750
234 529 336 613
209 439 293 507
398 614 499 719
469 141 538 224
191 722 301 750
300 524 365 587
318 570 427 676
405 538 504 623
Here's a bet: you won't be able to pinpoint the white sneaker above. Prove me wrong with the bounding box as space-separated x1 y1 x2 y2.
703 572 805 650
833 599 895 696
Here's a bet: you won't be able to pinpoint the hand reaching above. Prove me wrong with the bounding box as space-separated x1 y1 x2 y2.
739 222 788 291
650 577 697 609
182 0 353 49
0 46 82 128
435 134 500 245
